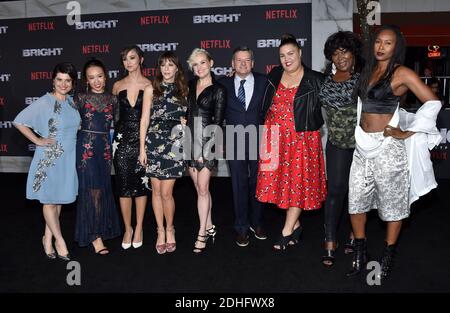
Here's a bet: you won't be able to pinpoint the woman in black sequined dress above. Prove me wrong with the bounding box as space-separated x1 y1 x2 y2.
112 46 151 250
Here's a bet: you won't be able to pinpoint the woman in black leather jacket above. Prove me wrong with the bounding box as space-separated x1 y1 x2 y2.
256 34 327 251
186 48 226 253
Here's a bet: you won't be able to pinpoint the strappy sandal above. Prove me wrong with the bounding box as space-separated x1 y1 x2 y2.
288 226 303 246
344 239 355 254
193 234 209 254
322 249 335 266
273 233 292 251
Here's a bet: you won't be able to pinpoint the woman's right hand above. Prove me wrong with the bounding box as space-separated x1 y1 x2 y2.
139 150 147 167
36 137 55 147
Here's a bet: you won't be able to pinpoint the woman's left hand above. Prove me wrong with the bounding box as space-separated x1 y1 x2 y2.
383 126 414 139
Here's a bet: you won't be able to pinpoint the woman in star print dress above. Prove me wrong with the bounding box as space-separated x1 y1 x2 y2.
139 51 188 254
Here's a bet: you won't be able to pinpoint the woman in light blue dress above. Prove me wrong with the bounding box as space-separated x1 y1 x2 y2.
13 63 80 261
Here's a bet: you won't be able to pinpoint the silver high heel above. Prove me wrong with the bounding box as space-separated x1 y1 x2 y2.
54 239 71 261
42 236 56 259
206 225 217 244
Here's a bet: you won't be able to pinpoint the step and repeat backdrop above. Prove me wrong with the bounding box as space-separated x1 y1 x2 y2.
1 3 449 178
0 3 311 174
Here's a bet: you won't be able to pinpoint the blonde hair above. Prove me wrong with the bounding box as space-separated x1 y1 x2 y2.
187 48 212 71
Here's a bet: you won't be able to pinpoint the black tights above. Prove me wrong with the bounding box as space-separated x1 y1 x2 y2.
324 141 354 243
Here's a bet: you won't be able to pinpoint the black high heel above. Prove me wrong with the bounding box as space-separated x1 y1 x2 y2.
322 241 337 267
273 233 292 251
378 242 396 280
346 238 368 277
193 234 209 254
206 225 216 244
322 249 336 267
288 226 303 246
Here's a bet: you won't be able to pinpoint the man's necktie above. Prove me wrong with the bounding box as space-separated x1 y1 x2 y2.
238 79 246 109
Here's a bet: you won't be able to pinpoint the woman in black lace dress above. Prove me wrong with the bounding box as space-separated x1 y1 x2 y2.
75 58 121 255
186 48 226 253
112 46 152 250
139 52 188 254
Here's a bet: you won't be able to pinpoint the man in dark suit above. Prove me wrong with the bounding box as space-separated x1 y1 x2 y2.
220 46 267 247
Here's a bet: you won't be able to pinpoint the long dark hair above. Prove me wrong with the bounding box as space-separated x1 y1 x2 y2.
153 51 188 102
357 25 406 99
120 45 144 76
82 58 107 92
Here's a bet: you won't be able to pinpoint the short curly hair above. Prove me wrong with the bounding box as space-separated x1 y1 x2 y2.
324 31 364 72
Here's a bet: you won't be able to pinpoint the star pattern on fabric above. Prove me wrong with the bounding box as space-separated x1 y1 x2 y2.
112 140 119 157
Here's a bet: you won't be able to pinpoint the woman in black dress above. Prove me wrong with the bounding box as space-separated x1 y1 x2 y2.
75 58 121 255
139 51 188 254
186 48 226 253
112 45 151 249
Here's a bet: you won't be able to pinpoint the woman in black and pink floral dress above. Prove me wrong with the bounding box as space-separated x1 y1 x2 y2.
74 59 121 255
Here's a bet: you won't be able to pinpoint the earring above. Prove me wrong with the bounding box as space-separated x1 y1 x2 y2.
332 63 337 74
86 82 89 93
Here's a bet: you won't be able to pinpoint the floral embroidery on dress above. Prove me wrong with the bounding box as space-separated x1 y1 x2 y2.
78 97 115 168
33 106 65 192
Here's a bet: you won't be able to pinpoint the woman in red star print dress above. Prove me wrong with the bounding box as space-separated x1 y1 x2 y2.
257 34 326 251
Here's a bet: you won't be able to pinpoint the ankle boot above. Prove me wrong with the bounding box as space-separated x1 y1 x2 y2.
378 242 396 280
346 238 368 277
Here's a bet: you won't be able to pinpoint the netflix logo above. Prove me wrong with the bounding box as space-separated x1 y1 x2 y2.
0 26 8 34
265 65 278 74
30 72 52 80
0 144 7 152
142 68 158 77
28 21 55 31
200 40 231 49
265 9 298 20
140 15 170 25
82 44 110 54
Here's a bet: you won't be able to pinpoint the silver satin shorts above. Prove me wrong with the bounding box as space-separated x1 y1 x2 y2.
348 132 410 221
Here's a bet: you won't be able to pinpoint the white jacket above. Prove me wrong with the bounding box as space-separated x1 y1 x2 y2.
399 100 442 206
